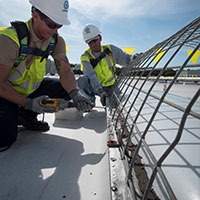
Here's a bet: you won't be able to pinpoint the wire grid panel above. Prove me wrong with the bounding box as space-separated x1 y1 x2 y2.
107 16 200 200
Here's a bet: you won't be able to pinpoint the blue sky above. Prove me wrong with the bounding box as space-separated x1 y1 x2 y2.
0 0 199 64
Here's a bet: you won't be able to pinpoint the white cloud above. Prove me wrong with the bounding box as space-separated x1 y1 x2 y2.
0 0 30 25
0 0 199 63
70 0 200 21
0 0 198 27
0 0 199 26
70 0 144 20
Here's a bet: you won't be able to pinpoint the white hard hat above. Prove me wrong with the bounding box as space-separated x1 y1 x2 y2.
29 0 70 25
83 24 101 43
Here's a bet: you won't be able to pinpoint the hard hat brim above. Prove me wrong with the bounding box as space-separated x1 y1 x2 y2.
29 0 70 25
86 35 99 44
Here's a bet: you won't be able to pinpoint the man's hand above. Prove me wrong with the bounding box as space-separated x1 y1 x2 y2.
25 96 56 113
69 89 94 112
132 53 143 61
98 88 108 106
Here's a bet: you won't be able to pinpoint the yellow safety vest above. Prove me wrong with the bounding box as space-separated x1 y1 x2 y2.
0 21 47 97
81 45 116 87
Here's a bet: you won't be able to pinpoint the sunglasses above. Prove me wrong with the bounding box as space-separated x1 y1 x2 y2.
38 11 63 29
88 38 99 45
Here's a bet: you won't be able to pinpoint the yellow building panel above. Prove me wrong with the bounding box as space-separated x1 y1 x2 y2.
122 47 136 55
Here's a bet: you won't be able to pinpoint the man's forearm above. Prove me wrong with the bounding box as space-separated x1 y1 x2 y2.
0 82 27 107
60 70 77 93
55 57 77 93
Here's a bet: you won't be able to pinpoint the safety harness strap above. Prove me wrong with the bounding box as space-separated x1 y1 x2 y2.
11 21 57 67
11 21 30 47
86 47 112 68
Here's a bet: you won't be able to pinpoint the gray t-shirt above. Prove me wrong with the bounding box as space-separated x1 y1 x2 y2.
81 44 132 93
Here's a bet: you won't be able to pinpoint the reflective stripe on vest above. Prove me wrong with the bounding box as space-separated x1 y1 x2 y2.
81 45 116 87
0 20 47 96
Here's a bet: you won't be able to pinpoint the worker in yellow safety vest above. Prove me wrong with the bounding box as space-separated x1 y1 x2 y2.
77 24 139 107
0 0 93 151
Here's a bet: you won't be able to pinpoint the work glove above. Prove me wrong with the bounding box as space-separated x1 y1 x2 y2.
98 88 108 106
58 99 73 110
69 89 94 112
25 95 56 114
132 53 143 61
105 86 113 96
59 100 76 110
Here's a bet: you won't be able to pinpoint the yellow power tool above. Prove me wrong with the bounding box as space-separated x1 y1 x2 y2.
39 98 62 111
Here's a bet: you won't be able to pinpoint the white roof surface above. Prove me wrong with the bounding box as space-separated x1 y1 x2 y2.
0 100 111 200
0 81 199 200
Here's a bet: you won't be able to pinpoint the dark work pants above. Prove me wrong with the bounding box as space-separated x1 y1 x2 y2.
0 77 70 148
77 75 120 103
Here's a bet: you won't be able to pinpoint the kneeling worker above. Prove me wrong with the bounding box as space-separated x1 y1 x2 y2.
77 24 139 107
0 0 93 151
